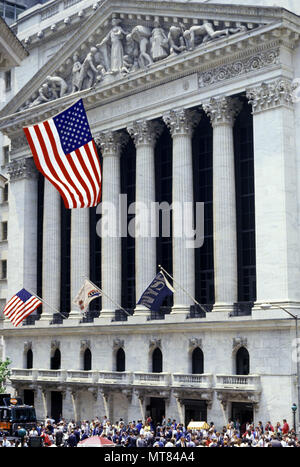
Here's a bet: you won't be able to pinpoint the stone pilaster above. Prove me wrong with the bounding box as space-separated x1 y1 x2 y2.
69 209 90 319
203 96 242 311
40 180 61 321
95 131 128 319
246 78 300 307
6 157 39 314
127 119 163 316
163 108 201 315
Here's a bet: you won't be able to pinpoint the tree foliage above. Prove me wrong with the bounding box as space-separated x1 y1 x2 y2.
0 358 11 393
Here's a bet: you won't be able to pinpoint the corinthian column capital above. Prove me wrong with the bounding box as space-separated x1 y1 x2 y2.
7 157 38 181
127 120 164 147
246 78 296 113
202 96 242 127
94 131 129 157
163 108 201 137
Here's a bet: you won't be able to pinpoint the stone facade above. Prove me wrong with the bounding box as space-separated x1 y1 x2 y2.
0 0 300 430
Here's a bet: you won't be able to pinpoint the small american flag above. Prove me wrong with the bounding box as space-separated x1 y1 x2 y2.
3 289 42 327
23 99 101 209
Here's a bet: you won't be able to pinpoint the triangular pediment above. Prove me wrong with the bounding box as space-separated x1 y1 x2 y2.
1 0 300 129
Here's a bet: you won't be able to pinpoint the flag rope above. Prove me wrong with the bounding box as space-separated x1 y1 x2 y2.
158 265 208 314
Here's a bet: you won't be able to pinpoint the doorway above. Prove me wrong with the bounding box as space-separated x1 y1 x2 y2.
184 400 207 426
51 391 63 423
149 398 165 425
23 389 34 406
231 402 253 434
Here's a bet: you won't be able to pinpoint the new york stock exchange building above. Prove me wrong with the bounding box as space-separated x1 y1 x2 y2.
1 0 300 430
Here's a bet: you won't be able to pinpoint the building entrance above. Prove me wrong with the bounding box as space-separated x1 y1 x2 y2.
23 389 34 406
231 402 254 434
148 398 165 425
51 391 63 423
184 400 207 427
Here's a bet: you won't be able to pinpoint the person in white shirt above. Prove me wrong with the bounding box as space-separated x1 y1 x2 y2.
29 427 38 437
165 439 175 447
2 436 11 447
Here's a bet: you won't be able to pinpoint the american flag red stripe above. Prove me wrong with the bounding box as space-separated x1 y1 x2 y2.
23 99 102 209
3 289 42 327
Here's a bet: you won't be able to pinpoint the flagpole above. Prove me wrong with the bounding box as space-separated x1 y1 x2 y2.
158 265 208 314
27 289 69 320
84 278 132 317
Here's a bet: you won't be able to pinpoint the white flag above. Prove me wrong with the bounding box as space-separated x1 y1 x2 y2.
73 279 102 313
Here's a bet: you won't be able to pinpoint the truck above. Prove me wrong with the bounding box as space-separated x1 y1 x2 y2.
0 394 37 436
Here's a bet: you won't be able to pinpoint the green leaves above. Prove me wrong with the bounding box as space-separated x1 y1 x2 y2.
0 358 12 393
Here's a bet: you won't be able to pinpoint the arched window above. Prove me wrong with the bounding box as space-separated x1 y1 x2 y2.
236 347 250 375
51 348 61 370
83 348 92 371
152 348 163 373
26 349 33 369
116 348 125 372
192 347 204 374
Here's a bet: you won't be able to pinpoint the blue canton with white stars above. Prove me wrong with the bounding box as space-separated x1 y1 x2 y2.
53 99 92 154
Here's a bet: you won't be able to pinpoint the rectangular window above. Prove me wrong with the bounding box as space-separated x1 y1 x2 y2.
1 260 7 280
4 70 11 92
2 184 8 203
3 146 9 165
1 222 7 241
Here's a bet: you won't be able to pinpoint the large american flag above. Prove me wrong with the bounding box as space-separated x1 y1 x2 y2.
23 99 101 209
3 289 42 327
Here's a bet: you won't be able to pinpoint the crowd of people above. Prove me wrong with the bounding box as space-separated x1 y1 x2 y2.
0 415 299 447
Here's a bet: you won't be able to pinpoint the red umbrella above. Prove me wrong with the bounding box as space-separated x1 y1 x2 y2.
77 436 115 447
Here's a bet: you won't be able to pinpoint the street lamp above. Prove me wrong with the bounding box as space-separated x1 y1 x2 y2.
260 303 300 435
292 403 297 432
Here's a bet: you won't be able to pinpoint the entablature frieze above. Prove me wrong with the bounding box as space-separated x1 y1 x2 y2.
1 2 299 136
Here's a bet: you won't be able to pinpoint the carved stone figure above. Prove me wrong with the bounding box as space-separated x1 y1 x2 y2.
150 20 169 62
45 75 68 98
130 25 153 68
168 25 187 56
96 63 106 83
97 18 127 74
77 46 98 90
123 33 140 72
71 52 82 93
183 22 230 49
29 83 53 107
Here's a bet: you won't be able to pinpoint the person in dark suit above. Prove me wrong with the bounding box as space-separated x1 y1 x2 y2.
176 435 187 447
67 430 77 447
55 429 64 447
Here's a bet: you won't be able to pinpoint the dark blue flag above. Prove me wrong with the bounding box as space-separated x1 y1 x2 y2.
137 272 175 312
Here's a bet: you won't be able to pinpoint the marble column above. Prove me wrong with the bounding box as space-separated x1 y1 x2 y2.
100 389 112 421
6 157 38 315
127 120 163 316
40 180 61 320
163 108 201 315
69 209 89 318
95 131 127 319
203 96 242 311
246 79 300 306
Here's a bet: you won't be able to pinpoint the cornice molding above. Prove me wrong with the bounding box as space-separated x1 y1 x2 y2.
1 0 299 123
0 18 28 66
0 29 293 136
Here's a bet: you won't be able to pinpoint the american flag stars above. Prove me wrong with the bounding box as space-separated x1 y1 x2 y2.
53 100 92 154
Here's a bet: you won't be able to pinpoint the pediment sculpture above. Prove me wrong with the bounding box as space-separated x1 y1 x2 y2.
20 14 251 111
